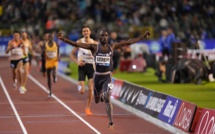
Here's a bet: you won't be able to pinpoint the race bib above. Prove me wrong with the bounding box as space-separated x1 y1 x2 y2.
11 48 23 55
46 51 57 59
82 55 94 63
96 56 110 66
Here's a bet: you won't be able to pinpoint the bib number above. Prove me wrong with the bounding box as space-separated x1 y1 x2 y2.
82 55 94 63
12 48 23 56
46 51 57 59
96 56 110 66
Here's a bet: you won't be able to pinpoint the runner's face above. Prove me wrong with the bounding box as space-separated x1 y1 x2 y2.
99 31 108 44
21 32 27 39
44 34 49 41
13 33 20 40
48 34 53 41
82 27 91 38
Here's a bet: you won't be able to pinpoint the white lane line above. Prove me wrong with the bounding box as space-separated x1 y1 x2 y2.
0 76 28 134
28 74 101 134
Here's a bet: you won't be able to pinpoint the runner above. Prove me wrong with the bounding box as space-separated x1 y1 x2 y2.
21 31 34 92
38 33 49 77
70 25 97 116
57 30 150 128
44 33 60 97
5 30 26 94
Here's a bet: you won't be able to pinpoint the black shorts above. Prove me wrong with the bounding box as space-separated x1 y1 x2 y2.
93 73 111 97
10 59 23 69
28 54 32 65
22 57 29 65
78 63 94 81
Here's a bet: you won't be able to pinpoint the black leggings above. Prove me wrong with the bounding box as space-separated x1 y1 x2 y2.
46 66 56 95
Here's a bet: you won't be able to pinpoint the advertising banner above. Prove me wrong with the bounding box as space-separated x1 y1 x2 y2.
158 96 182 125
118 82 147 108
0 36 12 56
173 101 197 132
190 107 203 132
58 61 68 73
143 92 168 117
134 87 153 112
112 79 124 100
57 39 73 56
194 108 215 134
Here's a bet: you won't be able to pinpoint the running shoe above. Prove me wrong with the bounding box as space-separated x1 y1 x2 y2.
13 79 17 89
85 108 93 116
78 86 84 94
13 83 17 89
108 122 114 129
48 92 52 98
53 77 58 83
19 87 25 94
22 86 27 92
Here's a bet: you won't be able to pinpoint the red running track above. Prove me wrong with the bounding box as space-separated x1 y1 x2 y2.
0 57 172 134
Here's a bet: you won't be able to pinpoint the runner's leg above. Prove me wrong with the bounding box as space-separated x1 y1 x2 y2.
47 68 52 97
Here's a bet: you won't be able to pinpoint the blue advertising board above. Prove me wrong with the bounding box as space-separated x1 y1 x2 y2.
158 96 182 125
0 36 12 55
143 92 168 117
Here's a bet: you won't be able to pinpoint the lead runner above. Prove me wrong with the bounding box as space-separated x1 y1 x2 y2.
57 30 150 128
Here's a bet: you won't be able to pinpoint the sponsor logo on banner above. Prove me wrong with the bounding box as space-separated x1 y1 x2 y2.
58 61 68 73
173 101 197 132
158 96 182 125
119 82 143 107
111 79 124 99
0 36 12 55
143 92 167 117
134 88 153 112
195 108 215 134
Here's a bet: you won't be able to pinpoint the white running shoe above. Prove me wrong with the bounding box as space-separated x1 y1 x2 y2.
13 83 17 89
48 93 52 98
13 79 17 89
54 77 58 83
19 87 25 94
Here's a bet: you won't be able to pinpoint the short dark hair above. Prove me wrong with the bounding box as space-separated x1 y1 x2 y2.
97 29 109 36
82 25 90 30
13 30 20 34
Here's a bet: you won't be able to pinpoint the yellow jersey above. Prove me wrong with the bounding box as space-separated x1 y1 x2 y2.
45 41 58 69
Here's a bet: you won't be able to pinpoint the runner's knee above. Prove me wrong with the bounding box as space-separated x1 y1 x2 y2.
104 91 111 103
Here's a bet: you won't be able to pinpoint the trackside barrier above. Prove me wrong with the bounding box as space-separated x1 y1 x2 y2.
173 101 197 132
0 36 12 56
112 78 204 134
58 61 69 73
193 108 215 134
58 68 214 134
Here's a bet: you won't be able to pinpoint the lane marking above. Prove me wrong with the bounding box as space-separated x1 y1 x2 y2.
28 74 101 134
0 76 28 134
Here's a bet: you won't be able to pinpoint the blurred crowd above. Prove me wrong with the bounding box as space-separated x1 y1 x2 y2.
0 0 215 41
